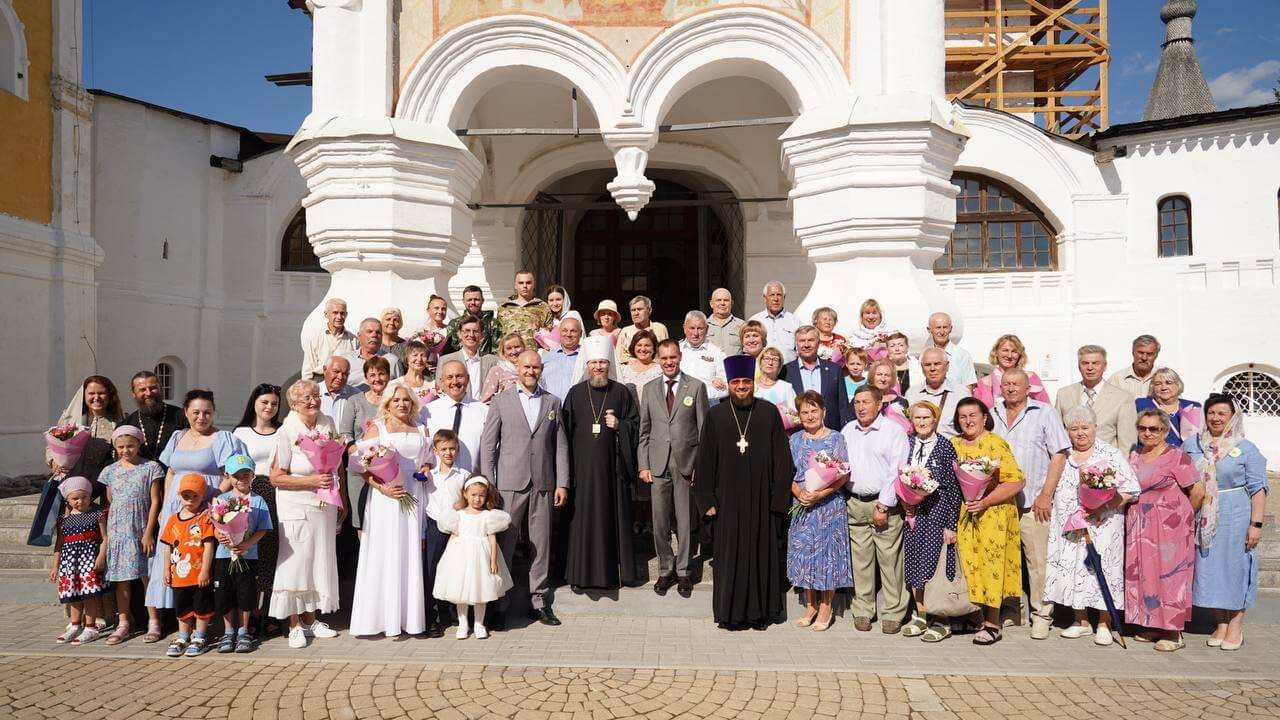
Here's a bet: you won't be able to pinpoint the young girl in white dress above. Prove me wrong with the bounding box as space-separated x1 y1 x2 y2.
432 476 512 640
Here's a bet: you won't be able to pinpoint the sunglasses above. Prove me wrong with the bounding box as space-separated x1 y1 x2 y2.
1137 425 1165 433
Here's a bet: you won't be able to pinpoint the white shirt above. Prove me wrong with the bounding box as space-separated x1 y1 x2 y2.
905 379 971 440
301 326 357 381
841 415 910 507
425 395 489 473
930 341 977 388
458 347 486 398
318 384 357 436
678 340 727 401
232 426 278 476
749 308 801 363
517 386 543 431
423 466 468 525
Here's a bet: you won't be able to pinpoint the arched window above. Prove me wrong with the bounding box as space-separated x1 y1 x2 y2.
1157 195 1192 258
0 0 30 99
280 208 323 272
936 174 1057 273
154 362 175 402
1222 370 1280 418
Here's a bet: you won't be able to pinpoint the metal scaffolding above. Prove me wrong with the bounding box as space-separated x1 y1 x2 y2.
945 0 1110 138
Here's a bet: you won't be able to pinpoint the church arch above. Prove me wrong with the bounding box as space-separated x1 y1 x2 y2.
0 0 28 99
627 8 848 131
396 15 627 129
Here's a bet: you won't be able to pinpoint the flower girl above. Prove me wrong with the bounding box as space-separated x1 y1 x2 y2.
432 476 512 640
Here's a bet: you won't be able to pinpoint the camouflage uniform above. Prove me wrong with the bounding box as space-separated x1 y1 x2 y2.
496 296 553 350
446 310 503 356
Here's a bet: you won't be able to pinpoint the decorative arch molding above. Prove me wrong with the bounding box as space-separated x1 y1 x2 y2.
0 0 29 99
625 8 848 131
395 15 627 129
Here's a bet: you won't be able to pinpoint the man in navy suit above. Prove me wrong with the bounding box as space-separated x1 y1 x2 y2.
782 325 853 430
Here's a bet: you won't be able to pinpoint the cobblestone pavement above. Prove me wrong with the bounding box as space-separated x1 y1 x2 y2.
2 654 1279 720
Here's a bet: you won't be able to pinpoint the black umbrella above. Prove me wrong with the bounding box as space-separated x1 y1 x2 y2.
1083 530 1127 649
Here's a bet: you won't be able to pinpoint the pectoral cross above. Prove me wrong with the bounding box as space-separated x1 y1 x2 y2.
736 435 749 454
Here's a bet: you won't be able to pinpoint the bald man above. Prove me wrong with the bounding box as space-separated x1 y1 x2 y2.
705 288 745 355
925 313 977 390
904 347 970 439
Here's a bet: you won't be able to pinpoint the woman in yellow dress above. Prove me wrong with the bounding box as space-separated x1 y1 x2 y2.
950 397 1025 646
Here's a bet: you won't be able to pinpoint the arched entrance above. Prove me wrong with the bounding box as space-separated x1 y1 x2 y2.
519 173 744 331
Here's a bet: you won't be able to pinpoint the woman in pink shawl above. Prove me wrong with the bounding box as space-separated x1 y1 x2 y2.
973 334 1049 408
1125 408 1204 652
1134 367 1202 448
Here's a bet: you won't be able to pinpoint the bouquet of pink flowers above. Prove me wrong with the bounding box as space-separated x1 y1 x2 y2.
295 429 346 510
803 450 850 492
209 494 252 573
816 343 844 365
535 326 563 352
954 457 1000 503
1062 462 1120 533
776 402 801 432
413 384 439 407
45 423 90 475
358 441 415 512
409 328 447 355
895 464 938 529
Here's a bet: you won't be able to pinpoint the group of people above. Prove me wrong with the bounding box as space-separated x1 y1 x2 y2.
41 270 1268 656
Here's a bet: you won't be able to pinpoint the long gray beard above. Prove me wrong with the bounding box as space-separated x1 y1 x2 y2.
730 395 754 409
588 376 609 389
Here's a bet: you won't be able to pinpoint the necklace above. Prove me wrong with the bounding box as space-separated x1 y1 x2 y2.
587 384 607 437
730 402 754 454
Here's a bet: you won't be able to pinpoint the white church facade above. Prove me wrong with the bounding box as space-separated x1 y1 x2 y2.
3 0 1280 474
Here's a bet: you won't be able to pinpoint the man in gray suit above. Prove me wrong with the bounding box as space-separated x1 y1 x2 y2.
638 339 710 598
478 349 570 627
439 314 499 400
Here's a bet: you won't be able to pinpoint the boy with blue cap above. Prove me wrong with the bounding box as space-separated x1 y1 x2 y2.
212 454 273 653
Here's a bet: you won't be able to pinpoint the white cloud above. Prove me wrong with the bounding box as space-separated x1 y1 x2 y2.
1208 60 1280 109
1119 52 1160 78
1214 27 1240 36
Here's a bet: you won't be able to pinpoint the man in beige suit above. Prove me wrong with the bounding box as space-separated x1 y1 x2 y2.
1055 345 1138 452
638 339 710 597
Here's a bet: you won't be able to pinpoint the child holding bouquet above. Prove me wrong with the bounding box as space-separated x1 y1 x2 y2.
212 455 273 653
95 426 164 645
1043 406 1138 646
160 473 217 657
433 476 513 640
785 391 852 631
49 476 108 645
950 398 1025 646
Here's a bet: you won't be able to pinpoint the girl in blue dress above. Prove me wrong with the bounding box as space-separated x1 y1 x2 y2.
785 391 852 631
142 390 246 642
1187 394 1268 651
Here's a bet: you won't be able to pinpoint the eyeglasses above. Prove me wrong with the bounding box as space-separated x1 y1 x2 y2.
1137 425 1165 433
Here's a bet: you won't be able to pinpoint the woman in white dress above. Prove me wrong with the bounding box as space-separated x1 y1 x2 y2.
349 384 435 638
269 380 346 649
1043 406 1139 646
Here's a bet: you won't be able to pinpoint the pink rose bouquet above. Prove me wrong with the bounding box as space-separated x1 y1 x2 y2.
45 423 90 475
895 464 938 529
776 402 801 432
534 326 563 353
359 441 415 512
209 494 252 572
295 429 346 510
1062 462 1119 533
954 457 1000 503
803 450 850 493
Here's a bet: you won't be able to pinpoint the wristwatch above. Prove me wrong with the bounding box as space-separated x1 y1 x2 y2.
1252 521 1265 529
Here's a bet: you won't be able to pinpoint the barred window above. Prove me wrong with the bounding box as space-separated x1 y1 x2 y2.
1222 371 1280 418
936 174 1057 273
1157 195 1192 258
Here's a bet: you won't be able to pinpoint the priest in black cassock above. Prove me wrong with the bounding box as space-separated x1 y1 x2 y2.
563 336 640 590
695 354 793 630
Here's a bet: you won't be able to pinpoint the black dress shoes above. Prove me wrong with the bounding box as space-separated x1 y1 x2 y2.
425 622 445 639
653 573 677 596
677 576 693 598
528 608 562 626
486 611 506 632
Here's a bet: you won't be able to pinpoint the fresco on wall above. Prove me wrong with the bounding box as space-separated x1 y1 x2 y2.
439 1 809 29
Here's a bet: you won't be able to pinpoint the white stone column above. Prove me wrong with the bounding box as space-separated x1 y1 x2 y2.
787 0 963 349
288 118 483 335
308 0 392 120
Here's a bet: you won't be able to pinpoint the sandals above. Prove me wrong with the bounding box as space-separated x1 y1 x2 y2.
142 621 163 644
105 623 131 645
972 626 1002 645
165 638 188 658
217 633 236 654
55 624 83 644
1154 636 1185 652
184 637 208 657
921 623 952 643
901 615 929 638
235 634 255 653
71 627 101 645
812 612 834 632
794 610 819 628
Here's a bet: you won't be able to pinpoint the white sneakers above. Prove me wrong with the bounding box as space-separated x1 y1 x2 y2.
304 621 338 639
288 625 307 649
1059 624 1092 639
474 624 488 640
456 620 469 640
1058 624 1115 645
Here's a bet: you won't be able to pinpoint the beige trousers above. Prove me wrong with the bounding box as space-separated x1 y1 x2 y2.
846 497 907 622
1017 509 1054 620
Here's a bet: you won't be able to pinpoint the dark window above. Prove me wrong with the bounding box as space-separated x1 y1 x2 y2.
154 362 174 402
1157 195 1192 258
280 209 323 272
936 174 1057 273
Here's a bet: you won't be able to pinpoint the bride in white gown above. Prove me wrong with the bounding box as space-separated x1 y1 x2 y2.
349 385 434 638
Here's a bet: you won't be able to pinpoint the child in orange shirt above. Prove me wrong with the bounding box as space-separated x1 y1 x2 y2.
161 473 216 657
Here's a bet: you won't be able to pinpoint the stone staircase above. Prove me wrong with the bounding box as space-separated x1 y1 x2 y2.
0 495 51 570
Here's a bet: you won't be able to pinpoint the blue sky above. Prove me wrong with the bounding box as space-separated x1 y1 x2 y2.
84 1 1280 135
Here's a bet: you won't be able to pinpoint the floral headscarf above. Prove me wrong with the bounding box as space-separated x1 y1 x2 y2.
1194 396 1245 550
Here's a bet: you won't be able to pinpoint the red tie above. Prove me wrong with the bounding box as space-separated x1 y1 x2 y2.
666 379 676 414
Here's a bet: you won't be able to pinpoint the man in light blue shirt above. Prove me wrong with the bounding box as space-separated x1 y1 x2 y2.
926 312 977 390
748 281 801 363
540 316 583 401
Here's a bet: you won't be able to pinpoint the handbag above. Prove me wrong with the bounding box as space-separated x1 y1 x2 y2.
922 544 977 617
26 476 64 547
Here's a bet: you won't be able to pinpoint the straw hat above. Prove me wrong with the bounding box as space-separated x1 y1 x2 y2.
593 299 621 322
